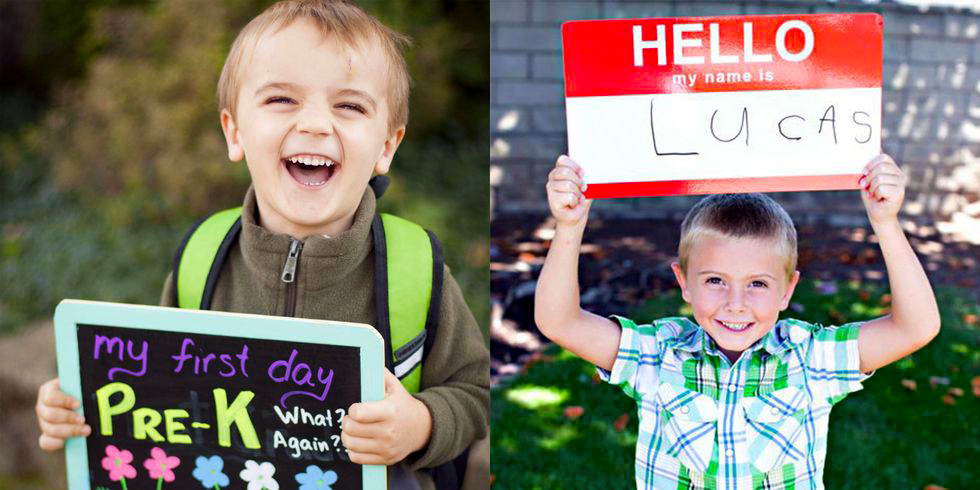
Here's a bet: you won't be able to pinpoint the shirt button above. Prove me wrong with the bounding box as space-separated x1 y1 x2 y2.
680 406 689 414
728 384 737 392
726 449 734 457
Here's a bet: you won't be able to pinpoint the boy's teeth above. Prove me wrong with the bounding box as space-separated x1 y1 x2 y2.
287 155 334 166
721 321 751 331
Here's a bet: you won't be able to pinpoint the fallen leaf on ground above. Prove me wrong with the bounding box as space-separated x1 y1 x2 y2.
972 376 980 397
942 395 956 406
614 413 630 432
948 387 964 397
964 313 978 327
901 379 917 391
564 406 585 420
929 376 950 388
491 474 496 486
924 485 947 490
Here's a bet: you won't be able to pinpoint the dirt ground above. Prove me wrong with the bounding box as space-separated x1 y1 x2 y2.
490 214 980 385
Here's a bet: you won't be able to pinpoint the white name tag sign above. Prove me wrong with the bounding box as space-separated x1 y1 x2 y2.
562 13 883 198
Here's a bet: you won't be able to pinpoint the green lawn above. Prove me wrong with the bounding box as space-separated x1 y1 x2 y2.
491 280 980 489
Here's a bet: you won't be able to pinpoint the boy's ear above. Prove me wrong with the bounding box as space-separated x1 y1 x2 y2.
373 125 406 175
220 109 245 162
670 262 691 303
779 270 801 310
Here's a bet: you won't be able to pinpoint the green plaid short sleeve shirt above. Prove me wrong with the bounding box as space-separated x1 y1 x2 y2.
598 316 872 490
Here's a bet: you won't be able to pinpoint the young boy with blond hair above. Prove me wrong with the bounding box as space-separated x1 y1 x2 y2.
34 1 489 488
536 154 940 488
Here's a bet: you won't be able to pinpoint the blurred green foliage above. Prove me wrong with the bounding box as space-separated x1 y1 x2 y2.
0 0 488 335
491 280 980 488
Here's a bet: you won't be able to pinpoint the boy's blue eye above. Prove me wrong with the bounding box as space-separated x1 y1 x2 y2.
706 277 723 285
750 280 769 288
266 96 294 104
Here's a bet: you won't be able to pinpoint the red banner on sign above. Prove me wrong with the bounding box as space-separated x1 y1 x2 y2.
563 13 882 97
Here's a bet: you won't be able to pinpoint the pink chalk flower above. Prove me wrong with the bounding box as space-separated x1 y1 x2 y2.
143 447 181 482
101 445 137 482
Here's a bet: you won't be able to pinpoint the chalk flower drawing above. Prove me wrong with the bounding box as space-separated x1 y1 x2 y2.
192 455 230 489
240 460 279 490
143 447 180 488
101 445 137 489
295 465 338 490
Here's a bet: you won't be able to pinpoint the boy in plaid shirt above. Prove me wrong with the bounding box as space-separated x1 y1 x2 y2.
535 153 940 489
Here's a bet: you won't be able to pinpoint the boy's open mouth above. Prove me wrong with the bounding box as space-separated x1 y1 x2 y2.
717 319 754 332
283 155 338 188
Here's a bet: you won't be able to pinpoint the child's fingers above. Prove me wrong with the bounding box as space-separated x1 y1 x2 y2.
340 432 384 455
863 155 901 180
346 401 392 424
38 434 66 452
548 165 585 188
39 420 91 440
339 416 386 439
862 153 895 175
36 402 83 425
869 183 902 201
861 168 904 195
346 449 388 465
868 173 903 191
38 379 79 410
560 191 582 209
867 176 902 200
555 155 583 176
549 180 584 197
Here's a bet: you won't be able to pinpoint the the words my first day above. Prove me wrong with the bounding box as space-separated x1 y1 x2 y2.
91 332 337 449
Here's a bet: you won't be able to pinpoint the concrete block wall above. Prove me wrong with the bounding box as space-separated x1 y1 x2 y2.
490 0 980 230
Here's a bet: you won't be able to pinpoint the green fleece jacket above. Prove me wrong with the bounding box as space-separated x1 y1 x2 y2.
159 185 489 471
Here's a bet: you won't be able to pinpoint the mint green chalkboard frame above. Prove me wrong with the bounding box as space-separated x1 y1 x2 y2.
53 299 386 490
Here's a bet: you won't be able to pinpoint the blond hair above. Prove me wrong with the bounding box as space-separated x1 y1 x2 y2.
217 0 411 131
678 193 798 278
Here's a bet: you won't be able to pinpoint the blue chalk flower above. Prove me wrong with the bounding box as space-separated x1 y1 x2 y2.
295 465 337 490
192 455 229 488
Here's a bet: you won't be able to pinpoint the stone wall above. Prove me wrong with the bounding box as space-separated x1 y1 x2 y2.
490 0 980 236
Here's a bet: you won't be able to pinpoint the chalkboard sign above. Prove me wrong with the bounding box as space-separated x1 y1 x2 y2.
54 300 385 490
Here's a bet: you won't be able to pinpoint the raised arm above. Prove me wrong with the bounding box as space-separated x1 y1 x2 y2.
855 154 941 373
534 156 622 371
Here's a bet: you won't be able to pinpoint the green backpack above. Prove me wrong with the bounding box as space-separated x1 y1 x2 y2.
170 202 442 394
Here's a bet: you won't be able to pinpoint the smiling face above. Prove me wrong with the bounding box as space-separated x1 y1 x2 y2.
220 19 405 238
671 232 800 363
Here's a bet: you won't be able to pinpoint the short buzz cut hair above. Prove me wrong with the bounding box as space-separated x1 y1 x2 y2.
678 193 798 278
216 0 411 132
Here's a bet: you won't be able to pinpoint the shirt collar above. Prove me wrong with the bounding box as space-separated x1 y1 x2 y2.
671 318 809 358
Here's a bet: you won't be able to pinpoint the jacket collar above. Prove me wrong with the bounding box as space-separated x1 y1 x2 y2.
238 185 377 291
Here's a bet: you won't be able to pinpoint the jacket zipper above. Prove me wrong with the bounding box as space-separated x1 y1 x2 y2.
281 238 303 317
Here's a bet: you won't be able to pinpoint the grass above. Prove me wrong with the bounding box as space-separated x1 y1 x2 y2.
490 280 980 489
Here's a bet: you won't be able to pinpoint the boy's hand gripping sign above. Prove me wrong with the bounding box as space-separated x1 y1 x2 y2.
54 300 385 490
562 13 883 198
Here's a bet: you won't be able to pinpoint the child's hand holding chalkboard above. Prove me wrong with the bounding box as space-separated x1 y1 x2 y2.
341 369 432 465
35 377 91 451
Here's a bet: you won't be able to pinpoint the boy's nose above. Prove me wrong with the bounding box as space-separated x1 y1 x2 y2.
725 288 747 311
296 108 334 136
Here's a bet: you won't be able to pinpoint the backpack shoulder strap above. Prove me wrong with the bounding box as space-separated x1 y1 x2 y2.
172 207 242 310
372 212 443 394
